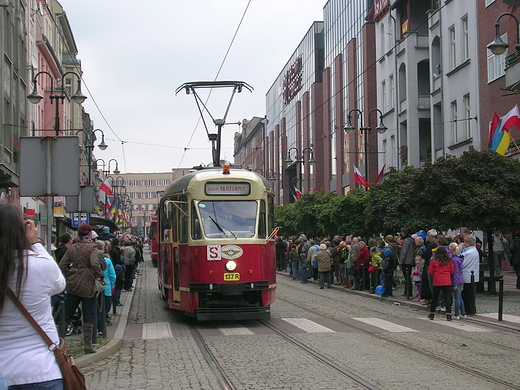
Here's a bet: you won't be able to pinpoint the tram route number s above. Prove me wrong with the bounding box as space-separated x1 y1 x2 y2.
207 245 222 260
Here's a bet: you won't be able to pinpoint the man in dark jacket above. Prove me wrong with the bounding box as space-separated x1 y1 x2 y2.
275 237 287 271
110 237 123 267
399 228 415 300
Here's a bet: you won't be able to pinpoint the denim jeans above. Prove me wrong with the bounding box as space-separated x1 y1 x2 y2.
453 283 465 316
291 262 300 279
9 379 63 390
64 293 96 324
301 266 309 283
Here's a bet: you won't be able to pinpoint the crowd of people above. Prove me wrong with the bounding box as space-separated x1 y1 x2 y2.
0 203 146 389
275 226 515 321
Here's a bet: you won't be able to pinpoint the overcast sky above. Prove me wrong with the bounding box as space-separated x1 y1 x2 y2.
60 1 325 173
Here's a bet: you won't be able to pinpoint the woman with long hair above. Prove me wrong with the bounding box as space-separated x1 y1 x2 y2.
428 246 455 321
58 223 104 353
0 204 66 388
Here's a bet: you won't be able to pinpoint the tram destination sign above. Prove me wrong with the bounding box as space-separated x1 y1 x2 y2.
205 182 250 196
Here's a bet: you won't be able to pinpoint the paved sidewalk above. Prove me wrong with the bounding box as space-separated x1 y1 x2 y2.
69 260 141 368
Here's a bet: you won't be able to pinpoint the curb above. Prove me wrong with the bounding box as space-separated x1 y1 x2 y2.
76 287 135 368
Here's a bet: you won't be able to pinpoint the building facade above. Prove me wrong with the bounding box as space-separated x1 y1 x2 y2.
115 169 193 235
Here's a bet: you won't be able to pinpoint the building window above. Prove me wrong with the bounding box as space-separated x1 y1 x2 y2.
449 26 456 69
451 100 459 143
464 94 471 140
462 16 469 60
487 33 507 82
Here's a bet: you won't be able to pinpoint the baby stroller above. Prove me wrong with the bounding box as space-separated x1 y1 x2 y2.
52 291 82 336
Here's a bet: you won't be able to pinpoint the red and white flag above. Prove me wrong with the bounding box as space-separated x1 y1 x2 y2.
354 166 370 188
374 164 386 185
294 187 303 199
501 104 520 132
99 178 112 195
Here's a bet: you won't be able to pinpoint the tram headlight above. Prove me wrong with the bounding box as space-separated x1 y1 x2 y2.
225 261 237 271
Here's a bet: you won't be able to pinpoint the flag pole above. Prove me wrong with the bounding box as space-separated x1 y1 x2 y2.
507 132 520 154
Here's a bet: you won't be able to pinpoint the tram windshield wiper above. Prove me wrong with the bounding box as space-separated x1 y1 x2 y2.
208 216 237 239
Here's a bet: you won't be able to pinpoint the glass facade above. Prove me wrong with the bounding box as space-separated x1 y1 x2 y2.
266 22 324 195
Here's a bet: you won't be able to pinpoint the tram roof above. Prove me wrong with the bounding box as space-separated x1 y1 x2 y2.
162 167 271 197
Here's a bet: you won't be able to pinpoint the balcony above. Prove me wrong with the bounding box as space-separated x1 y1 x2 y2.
505 52 520 94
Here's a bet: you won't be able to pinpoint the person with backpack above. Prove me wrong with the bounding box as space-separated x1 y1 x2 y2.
381 235 397 298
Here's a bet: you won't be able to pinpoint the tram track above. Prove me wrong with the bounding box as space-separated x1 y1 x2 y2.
279 276 520 354
187 316 380 390
258 319 380 390
275 292 520 390
188 322 238 390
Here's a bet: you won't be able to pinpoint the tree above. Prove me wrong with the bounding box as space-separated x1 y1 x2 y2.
410 149 520 232
410 149 520 293
333 189 370 237
364 166 442 235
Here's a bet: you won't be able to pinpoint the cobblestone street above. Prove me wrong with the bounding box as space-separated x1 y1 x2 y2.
76 246 520 389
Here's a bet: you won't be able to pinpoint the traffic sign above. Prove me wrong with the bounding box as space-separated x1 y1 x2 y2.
71 213 89 227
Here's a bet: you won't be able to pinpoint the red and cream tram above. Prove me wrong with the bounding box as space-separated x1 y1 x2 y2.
149 216 159 267
157 165 277 320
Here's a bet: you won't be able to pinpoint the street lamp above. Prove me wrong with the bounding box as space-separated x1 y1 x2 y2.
76 128 107 184
26 70 86 253
265 168 277 182
344 108 387 185
27 71 87 136
285 146 315 196
95 158 119 219
487 13 520 55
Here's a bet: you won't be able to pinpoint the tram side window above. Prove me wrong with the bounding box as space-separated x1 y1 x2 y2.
268 195 275 233
179 195 188 243
160 202 171 242
258 200 266 239
191 202 202 240
171 201 178 243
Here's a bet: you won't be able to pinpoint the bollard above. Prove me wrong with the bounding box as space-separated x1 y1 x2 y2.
112 293 117 316
100 293 106 338
498 275 504 321
92 295 98 344
58 300 66 339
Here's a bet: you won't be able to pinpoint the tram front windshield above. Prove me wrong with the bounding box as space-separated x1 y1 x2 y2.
198 200 257 238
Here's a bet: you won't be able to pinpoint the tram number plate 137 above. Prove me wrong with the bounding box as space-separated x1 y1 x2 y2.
224 273 240 281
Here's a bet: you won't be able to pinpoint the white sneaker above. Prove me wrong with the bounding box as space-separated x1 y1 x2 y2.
461 314 467 319
440 306 446 312
435 306 441 311
452 315 460 320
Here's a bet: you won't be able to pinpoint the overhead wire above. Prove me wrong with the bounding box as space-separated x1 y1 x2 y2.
176 0 252 169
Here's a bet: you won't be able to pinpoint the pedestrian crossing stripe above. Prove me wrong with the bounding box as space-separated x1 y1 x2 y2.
142 322 172 339
136 314 520 340
478 313 520 323
353 317 418 333
217 326 255 336
280 318 335 333
418 318 490 332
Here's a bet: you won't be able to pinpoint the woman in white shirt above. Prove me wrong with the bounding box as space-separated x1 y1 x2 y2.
0 204 66 389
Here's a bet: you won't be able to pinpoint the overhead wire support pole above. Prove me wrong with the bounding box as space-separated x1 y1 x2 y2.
175 81 253 167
